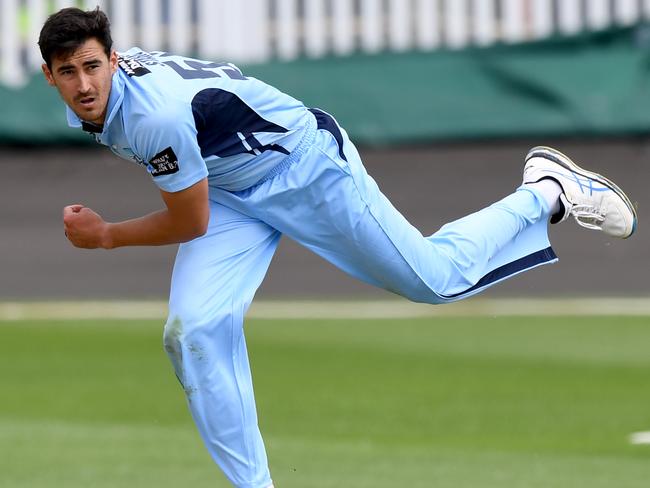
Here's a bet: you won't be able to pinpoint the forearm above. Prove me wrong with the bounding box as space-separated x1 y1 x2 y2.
64 180 209 250
105 209 206 249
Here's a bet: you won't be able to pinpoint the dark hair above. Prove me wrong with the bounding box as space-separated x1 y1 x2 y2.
39 7 113 69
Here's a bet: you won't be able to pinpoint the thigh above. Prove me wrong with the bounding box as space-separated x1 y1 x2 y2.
169 200 281 322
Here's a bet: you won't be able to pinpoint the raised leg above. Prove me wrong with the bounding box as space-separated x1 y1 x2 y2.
211 115 556 304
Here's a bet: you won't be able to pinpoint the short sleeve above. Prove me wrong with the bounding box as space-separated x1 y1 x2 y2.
131 103 208 193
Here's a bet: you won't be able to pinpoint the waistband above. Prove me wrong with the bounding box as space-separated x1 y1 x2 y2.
256 112 317 185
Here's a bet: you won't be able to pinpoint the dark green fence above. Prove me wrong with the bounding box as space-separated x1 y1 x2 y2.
3 26 650 145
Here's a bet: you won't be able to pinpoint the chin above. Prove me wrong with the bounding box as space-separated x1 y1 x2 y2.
77 110 100 124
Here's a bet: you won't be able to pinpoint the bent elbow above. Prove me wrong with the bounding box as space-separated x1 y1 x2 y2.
183 218 208 242
194 220 208 238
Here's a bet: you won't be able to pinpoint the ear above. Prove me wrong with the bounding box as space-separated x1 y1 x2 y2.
42 63 56 86
109 50 118 74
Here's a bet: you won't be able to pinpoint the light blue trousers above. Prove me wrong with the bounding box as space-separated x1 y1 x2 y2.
163 113 557 488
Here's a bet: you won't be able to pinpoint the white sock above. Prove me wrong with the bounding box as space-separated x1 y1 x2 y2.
528 178 562 215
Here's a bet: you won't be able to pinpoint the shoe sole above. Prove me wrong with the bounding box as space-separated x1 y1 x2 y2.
526 145 638 238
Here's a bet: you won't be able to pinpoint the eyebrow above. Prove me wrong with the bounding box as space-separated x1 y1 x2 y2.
56 58 103 73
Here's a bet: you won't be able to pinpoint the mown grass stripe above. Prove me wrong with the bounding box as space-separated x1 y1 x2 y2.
1 298 649 321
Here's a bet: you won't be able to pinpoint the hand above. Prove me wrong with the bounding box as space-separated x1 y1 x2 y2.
63 204 112 249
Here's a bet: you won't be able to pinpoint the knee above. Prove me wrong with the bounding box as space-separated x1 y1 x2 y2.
162 298 208 368
162 305 244 400
162 310 216 392
163 314 184 359
163 303 241 365
162 308 209 360
162 314 189 384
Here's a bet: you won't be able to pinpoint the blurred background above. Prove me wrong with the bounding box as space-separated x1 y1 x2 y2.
2 0 650 300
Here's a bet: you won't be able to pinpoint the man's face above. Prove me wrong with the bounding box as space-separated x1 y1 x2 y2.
42 38 118 126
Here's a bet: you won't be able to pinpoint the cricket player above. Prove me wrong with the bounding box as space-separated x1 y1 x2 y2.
39 7 636 488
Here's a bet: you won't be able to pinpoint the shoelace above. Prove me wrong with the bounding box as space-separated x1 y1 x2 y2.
570 204 606 231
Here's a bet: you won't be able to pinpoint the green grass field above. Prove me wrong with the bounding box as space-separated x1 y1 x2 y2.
1 314 650 487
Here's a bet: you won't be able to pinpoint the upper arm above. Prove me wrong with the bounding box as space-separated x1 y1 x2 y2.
132 104 209 193
160 177 209 236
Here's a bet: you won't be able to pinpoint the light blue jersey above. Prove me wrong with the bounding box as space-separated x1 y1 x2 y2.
67 48 314 192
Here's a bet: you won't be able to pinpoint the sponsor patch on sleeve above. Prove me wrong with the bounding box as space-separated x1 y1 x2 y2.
148 147 179 176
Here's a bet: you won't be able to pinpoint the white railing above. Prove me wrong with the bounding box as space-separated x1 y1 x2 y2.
2 0 650 87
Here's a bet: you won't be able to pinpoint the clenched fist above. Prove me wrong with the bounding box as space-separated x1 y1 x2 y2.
63 204 112 249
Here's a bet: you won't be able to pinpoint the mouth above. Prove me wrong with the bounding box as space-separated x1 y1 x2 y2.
77 96 96 108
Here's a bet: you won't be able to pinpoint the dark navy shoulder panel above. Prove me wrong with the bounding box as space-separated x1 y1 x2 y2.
191 88 290 158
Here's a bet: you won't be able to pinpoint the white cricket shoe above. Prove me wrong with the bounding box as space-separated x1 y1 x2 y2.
523 146 637 239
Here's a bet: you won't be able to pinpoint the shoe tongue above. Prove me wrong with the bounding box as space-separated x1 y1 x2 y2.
550 193 571 224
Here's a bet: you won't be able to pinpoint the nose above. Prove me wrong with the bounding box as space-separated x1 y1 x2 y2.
77 73 91 94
